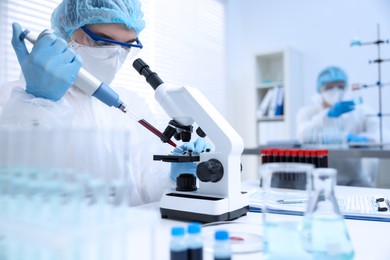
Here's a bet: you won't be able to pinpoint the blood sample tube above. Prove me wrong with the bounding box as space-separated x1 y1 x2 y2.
278 149 286 162
290 149 299 163
311 150 319 168
261 149 270 165
285 149 293 162
269 149 278 163
304 150 312 165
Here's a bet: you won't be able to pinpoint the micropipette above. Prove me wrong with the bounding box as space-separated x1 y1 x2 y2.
20 29 127 112
20 28 177 147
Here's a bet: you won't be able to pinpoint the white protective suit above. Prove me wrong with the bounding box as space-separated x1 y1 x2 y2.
0 76 172 206
296 94 380 187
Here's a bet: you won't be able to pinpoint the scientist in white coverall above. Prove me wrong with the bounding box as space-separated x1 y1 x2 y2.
296 66 379 186
0 0 207 205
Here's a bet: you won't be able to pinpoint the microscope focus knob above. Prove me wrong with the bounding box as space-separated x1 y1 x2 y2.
196 159 224 183
176 173 197 192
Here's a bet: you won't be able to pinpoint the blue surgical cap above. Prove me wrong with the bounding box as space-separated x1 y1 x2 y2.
51 0 145 40
316 66 348 92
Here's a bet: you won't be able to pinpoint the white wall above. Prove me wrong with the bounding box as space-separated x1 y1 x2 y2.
226 0 390 147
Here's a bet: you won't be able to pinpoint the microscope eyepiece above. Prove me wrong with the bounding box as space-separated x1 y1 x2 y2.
132 58 164 90
132 58 148 74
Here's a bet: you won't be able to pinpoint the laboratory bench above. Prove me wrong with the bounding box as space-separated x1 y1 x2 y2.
138 180 390 260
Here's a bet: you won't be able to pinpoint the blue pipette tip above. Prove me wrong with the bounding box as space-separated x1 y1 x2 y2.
20 29 30 41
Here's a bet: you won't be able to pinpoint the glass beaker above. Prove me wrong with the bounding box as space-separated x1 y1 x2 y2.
301 168 355 259
261 163 314 260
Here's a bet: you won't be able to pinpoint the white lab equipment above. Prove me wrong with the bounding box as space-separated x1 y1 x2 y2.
133 59 249 223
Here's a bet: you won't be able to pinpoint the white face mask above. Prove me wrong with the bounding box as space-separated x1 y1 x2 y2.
321 88 344 106
69 40 129 85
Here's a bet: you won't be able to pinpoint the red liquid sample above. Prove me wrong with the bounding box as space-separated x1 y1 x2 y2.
138 119 177 147
230 236 245 241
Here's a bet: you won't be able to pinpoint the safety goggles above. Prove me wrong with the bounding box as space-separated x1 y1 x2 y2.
81 26 143 51
321 81 346 92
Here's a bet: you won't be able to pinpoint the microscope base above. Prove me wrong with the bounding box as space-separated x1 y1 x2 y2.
159 192 249 223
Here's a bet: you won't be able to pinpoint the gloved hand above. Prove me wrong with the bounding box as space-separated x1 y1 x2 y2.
170 138 211 182
11 22 82 101
327 101 355 118
347 134 369 143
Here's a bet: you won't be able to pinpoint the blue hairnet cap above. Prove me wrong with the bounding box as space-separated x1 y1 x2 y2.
51 0 145 40
316 66 348 92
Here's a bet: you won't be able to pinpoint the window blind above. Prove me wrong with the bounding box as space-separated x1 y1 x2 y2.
0 1 61 86
0 0 226 127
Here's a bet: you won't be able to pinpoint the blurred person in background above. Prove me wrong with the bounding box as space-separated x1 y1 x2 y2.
296 66 379 186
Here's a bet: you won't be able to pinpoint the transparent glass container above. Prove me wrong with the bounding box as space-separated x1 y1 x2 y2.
261 163 314 260
301 168 355 259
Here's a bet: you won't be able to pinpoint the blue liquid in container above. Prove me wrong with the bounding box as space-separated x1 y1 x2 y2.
302 216 354 260
263 221 311 260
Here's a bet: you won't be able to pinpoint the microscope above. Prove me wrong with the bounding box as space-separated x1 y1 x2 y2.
133 59 249 223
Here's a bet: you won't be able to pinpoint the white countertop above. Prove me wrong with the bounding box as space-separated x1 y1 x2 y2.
136 181 390 260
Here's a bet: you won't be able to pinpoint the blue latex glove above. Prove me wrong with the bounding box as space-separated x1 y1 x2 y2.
347 134 369 143
327 101 355 118
11 22 82 101
170 138 211 182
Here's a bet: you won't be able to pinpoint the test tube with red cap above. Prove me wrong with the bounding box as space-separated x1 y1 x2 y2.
304 150 312 165
277 149 286 162
310 150 319 168
290 149 299 163
298 150 306 163
284 149 292 162
318 150 329 168
261 149 270 165
269 149 278 163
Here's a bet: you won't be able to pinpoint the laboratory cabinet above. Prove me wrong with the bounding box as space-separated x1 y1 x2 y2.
255 48 303 145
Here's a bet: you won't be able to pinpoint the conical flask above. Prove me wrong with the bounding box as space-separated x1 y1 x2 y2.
301 168 355 259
